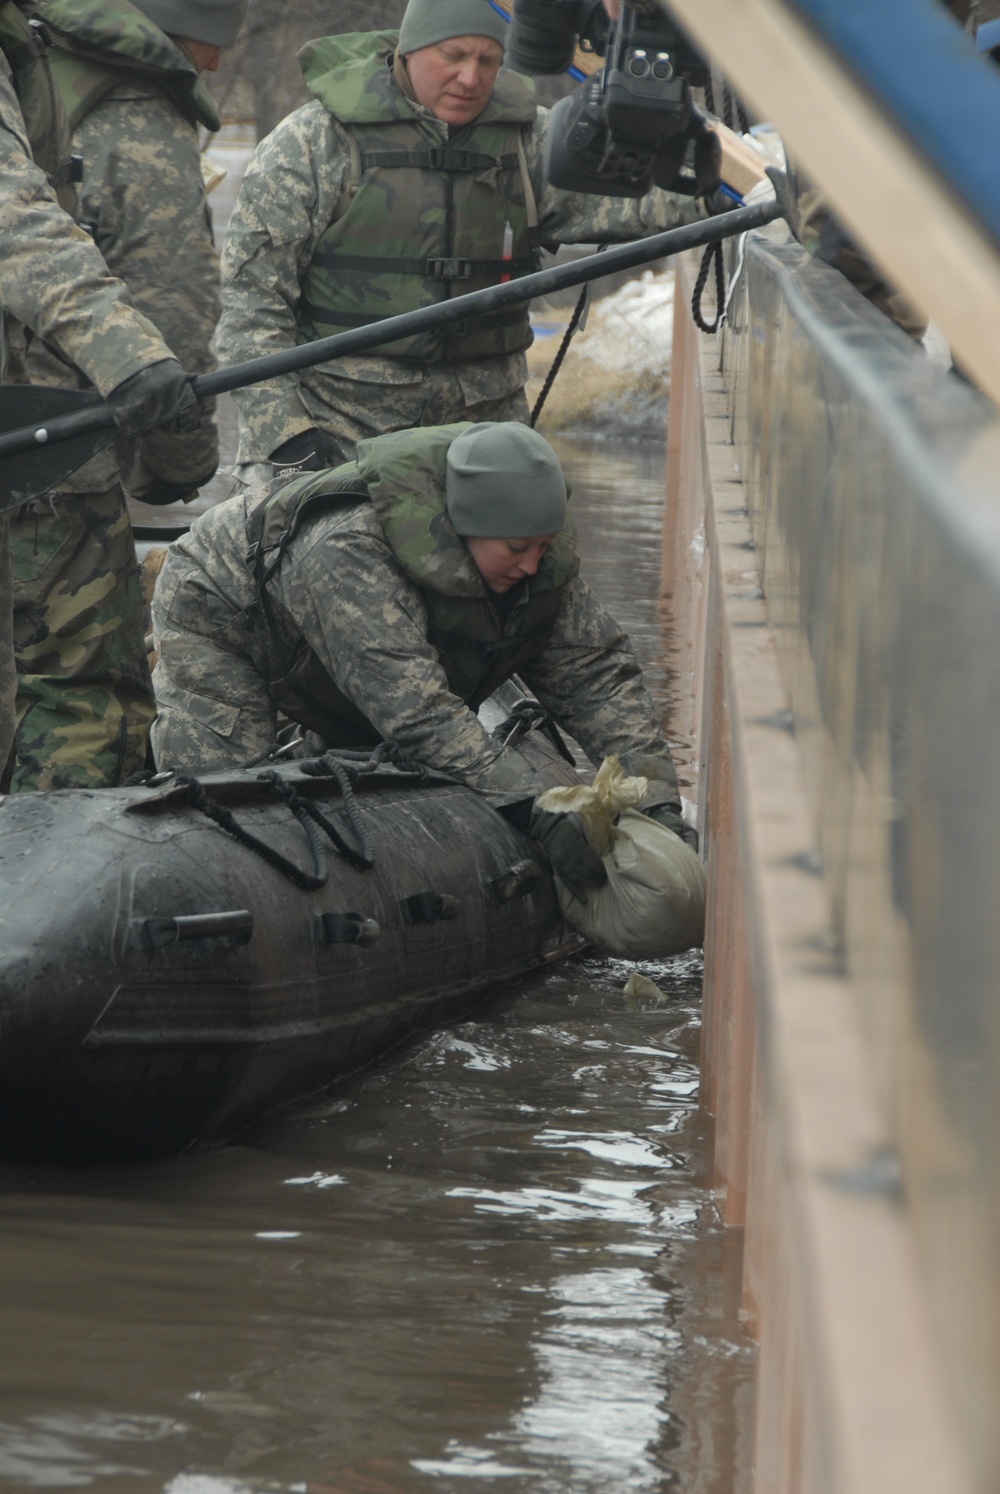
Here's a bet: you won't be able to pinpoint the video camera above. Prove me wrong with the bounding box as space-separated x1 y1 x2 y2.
506 0 721 199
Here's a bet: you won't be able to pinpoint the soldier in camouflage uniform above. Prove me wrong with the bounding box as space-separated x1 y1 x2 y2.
218 0 708 486
9 0 245 793
0 0 199 778
151 422 694 887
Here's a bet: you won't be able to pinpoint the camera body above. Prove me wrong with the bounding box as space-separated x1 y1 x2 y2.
508 0 719 199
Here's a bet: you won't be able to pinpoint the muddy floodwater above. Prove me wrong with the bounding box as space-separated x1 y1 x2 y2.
0 438 755 1494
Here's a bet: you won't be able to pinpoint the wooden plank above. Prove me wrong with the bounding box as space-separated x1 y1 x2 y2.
709 120 769 197
664 0 1000 405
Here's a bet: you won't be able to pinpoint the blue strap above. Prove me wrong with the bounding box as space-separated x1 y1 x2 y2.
788 0 1000 244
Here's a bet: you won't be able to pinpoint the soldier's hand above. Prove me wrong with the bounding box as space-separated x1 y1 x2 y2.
107 359 201 436
529 805 607 899
641 801 699 852
270 428 342 480
144 470 217 506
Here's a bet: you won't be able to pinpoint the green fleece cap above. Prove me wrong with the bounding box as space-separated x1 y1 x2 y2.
134 0 247 48
399 0 508 54
445 423 568 537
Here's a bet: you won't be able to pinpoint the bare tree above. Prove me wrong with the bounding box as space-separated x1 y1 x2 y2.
209 0 406 138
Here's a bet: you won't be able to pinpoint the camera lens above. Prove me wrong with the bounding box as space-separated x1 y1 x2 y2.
651 52 674 80
627 49 650 77
507 0 580 75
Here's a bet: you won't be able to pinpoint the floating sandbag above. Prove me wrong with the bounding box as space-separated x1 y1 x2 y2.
537 757 706 959
623 970 670 1005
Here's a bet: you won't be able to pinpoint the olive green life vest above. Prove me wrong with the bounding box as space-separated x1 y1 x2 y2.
44 0 220 134
244 424 579 746
0 1 77 213
297 32 541 363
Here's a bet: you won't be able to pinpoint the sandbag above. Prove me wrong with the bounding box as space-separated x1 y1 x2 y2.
537 757 706 959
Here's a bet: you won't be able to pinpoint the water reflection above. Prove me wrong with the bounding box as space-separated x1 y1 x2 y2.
0 439 754 1493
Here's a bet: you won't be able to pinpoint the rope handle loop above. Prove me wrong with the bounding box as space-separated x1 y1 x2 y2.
174 773 329 891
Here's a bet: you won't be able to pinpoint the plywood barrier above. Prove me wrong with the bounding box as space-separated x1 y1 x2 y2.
665 245 987 1491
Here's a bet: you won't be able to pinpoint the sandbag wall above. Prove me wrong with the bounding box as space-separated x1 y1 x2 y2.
665 236 1000 1494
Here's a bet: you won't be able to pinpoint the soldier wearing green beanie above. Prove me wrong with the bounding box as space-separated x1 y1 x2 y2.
399 0 508 55
445 422 568 538
218 0 709 486
125 0 247 50
150 422 694 889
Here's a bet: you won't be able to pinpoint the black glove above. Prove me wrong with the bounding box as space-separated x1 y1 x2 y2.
642 801 699 853
653 121 722 199
529 805 607 899
143 469 217 506
269 428 342 479
107 359 201 436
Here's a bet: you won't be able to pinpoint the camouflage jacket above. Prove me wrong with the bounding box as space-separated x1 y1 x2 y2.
0 9 168 393
218 30 705 466
25 0 221 495
159 425 680 806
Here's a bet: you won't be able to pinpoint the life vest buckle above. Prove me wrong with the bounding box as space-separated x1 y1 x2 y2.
426 257 473 281
27 17 51 53
50 155 84 189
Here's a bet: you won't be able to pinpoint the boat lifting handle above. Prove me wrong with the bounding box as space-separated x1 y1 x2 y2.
143 910 254 951
400 891 460 926
317 911 381 947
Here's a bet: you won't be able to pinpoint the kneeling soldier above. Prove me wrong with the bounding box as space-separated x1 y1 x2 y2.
151 423 695 892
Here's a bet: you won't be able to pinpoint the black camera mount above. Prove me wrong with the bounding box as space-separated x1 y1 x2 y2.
508 0 720 199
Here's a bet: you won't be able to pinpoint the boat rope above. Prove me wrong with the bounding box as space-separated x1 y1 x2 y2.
697 68 751 336
491 699 577 765
259 765 374 871
301 741 433 782
173 773 330 891
529 246 607 429
692 237 727 334
167 736 476 887
692 222 752 336
238 736 305 770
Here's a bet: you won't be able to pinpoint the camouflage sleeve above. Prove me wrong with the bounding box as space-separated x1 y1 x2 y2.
519 574 680 804
217 101 353 466
0 63 170 393
525 107 705 245
275 515 545 805
75 85 221 488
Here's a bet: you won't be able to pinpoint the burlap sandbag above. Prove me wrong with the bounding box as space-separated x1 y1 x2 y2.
537 757 706 959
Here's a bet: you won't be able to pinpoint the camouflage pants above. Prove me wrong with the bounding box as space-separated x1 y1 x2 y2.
7 486 155 792
0 518 14 774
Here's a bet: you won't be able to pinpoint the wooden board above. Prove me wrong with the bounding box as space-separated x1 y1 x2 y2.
666 0 1000 410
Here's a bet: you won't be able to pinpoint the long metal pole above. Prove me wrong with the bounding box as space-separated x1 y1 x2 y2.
0 195 781 461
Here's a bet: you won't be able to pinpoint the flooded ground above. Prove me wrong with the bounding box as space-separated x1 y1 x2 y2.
0 441 755 1493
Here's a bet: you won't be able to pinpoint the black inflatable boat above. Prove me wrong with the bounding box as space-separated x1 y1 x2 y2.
0 692 582 1163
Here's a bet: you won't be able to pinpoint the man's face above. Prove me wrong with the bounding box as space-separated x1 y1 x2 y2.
406 35 504 126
